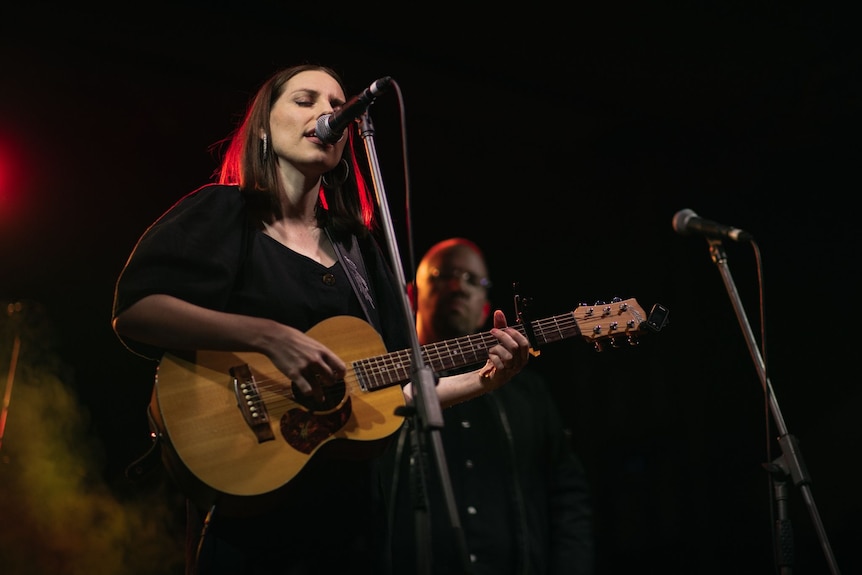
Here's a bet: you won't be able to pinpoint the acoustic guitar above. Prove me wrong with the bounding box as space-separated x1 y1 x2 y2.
148 297 656 515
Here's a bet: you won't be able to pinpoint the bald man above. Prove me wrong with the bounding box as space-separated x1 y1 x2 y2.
383 238 595 575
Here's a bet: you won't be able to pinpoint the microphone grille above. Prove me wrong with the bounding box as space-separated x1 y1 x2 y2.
371 76 393 95
315 114 334 142
672 208 697 235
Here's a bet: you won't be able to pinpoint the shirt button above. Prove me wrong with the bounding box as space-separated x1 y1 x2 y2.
469 554 477 563
460 420 471 428
466 506 477 515
465 459 474 469
322 273 336 286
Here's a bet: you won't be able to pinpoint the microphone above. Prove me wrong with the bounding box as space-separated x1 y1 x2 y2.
672 208 753 242
315 76 393 144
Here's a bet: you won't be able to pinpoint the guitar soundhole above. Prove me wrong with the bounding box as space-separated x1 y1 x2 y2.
290 380 346 412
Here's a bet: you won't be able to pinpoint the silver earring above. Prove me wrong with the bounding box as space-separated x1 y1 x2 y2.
322 158 350 188
261 134 268 162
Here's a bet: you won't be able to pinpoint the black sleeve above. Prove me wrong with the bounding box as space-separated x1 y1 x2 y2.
506 369 595 575
111 184 248 358
538 375 595 575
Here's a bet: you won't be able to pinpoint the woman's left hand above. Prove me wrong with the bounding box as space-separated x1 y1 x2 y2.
478 309 531 388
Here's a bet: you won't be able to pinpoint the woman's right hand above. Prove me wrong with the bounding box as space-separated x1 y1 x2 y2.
262 323 347 404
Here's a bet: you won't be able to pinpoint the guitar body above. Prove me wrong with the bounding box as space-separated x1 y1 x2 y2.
149 316 406 515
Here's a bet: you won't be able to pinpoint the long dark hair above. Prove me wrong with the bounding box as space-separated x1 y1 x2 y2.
217 64 375 237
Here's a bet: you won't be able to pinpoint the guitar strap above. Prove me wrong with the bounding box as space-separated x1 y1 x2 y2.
326 227 382 334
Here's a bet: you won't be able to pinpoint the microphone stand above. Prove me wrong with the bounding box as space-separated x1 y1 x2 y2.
705 238 841 575
356 111 472 575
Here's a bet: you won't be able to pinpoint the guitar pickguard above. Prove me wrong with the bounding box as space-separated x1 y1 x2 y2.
281 399 353 454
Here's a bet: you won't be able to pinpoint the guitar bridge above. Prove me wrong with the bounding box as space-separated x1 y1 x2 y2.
230 364 275 443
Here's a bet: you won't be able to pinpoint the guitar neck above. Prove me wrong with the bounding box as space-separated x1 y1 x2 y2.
358 312 579 391
356 298 645 392
421 312 580 373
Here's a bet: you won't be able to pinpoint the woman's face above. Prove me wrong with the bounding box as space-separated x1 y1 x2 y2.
269 69 348 176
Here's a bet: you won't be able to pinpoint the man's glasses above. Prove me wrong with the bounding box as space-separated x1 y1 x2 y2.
428 267 492 289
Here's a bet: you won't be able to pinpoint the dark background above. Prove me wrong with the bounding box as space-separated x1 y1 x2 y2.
1 2 859 574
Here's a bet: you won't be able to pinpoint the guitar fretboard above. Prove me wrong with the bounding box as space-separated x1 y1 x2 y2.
352 312 584 391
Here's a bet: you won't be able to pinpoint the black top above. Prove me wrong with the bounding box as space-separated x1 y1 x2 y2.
113 184 412 575
113 183 409 357
382 367 595 575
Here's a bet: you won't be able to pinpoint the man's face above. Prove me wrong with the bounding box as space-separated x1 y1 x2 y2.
416 244 490 341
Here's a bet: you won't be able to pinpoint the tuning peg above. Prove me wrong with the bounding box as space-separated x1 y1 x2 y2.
627 334 640 346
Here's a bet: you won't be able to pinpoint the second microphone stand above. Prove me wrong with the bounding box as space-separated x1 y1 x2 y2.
706 238 840 575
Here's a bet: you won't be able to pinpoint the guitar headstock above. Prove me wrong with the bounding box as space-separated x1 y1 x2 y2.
573 297 656 351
